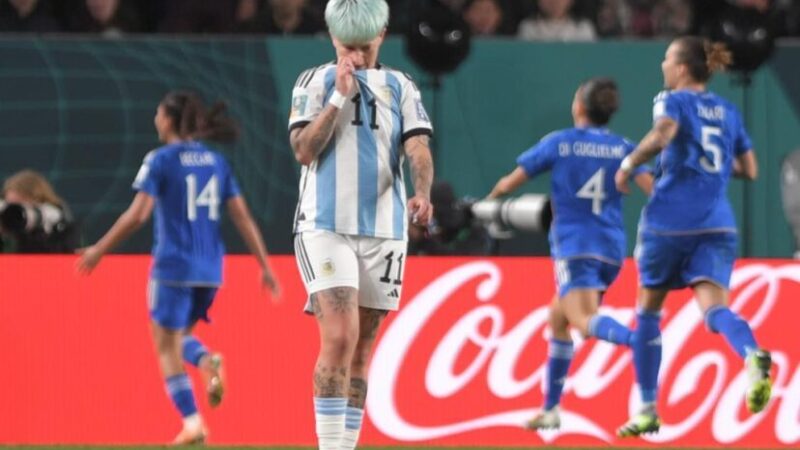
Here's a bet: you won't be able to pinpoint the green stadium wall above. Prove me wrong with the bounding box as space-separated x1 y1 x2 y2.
1 37 797 257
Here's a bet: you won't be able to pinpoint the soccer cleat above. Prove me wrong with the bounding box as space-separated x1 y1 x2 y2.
617 410 661 438
203 353 225 408
525 406 561 430
745 349 772 414
172 424 207 445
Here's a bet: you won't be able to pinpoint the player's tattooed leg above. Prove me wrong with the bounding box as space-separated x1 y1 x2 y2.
348 377 368 408
314 364 348 397
310 293 323 319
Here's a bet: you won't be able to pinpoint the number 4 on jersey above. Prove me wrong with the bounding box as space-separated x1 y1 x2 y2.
577 168 606 215
186 174 220 221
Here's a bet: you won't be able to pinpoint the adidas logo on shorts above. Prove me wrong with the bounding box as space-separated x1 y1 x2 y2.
387 288 399 298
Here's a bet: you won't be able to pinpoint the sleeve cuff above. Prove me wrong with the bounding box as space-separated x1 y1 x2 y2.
289 120 311 132
402 128 433 142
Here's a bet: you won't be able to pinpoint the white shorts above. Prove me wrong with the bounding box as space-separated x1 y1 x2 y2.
294 230 407 311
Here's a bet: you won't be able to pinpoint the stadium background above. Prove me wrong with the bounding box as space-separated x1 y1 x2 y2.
1 37 798 257
1 8 800 448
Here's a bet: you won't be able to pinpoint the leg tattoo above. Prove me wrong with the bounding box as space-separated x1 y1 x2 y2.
314 364 348 397
348 377 368 409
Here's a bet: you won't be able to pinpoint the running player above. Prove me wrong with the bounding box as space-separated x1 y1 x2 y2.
488 78 653 430
614 36 771 437
288 1 434 449
77 91 281 444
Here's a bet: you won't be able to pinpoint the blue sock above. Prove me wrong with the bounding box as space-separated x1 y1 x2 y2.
544 338 574 410
588 314 633 346
182 335 209 367
705 306 758 358
631 311 661 404
165 373 198 417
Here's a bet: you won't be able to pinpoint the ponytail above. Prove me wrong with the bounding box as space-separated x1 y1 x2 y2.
705 40 733 75
161 91 239 143
673 36 732 83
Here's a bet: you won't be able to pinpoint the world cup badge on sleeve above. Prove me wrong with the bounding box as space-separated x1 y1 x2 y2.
415 99 430 123
291 94 308 118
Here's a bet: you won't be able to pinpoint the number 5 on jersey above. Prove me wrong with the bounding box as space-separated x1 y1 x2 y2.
186 174 220 221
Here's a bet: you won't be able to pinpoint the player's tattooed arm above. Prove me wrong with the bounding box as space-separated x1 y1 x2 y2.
290 105 340 165
628 117 679 167
404 135 434 225
404 135 434 200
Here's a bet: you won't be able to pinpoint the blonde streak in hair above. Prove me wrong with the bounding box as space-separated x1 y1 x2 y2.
706 41 732 74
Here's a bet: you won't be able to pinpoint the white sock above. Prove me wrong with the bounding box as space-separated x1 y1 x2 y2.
314 397 347 450
341 407 364 450
183 413 202 430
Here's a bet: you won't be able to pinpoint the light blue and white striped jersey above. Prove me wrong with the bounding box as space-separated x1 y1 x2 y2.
288 62 433 240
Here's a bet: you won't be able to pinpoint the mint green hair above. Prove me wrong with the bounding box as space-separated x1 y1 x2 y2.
325 0 389 45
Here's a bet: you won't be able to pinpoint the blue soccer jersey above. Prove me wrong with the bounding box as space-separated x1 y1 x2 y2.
132 141 241 285
517 127 646 264
641 90 753 233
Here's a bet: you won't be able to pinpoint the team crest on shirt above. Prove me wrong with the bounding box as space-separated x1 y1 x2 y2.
377 86 392 105
321 258 336 276
291 94 308 118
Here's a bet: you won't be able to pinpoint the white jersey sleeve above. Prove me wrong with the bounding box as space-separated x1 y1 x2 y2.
399 74 433 141
289 64 333 131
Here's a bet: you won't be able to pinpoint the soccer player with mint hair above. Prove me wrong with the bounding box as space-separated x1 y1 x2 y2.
615 36 772 437
288 1 434 449
488 78 653 431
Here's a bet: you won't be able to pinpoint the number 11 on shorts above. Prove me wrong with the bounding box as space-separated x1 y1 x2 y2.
379 251 404 285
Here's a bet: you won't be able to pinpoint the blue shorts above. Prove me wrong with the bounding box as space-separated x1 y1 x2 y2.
635 231 737 290
147 280 218 330
554 258 621 298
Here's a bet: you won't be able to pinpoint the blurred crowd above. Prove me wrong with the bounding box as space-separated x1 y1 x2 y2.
1 0 799 39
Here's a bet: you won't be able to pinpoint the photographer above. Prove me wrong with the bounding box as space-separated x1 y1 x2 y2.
408 181 492 256
0 169 78 253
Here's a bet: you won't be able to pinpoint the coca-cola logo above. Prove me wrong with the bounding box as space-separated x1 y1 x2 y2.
367 261 800 445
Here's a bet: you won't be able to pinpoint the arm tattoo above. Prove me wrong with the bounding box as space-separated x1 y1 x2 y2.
348 377 368 409
292 105 340 161
406 135 434 199
630 119 677 167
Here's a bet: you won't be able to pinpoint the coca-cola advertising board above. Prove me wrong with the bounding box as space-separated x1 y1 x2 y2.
0 255 797 446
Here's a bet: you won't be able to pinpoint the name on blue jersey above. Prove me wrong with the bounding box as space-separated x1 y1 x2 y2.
697 105 725 121
180 152 215 167
559 141 626 159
